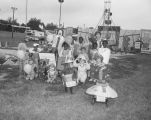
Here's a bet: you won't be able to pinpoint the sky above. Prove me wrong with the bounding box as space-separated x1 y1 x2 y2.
0 0 151 30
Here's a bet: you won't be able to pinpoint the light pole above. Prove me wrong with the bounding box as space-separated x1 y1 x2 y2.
26 0 28 27
11 7 17 38
0 9 1 20
58 0 64 28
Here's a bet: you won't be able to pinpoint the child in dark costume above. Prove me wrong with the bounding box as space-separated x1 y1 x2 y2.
62 60 77 94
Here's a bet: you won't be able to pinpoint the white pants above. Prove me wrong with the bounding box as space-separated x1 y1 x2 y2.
77 72 87 83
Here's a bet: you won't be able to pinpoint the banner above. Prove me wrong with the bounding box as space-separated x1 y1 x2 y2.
39 53 56 66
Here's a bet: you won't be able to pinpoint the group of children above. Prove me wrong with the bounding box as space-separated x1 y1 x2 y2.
17 31 111 95
54 34 111 94
17 31 119 104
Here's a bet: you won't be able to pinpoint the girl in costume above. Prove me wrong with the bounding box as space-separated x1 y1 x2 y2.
62 59 77 94
73 55 90 84
24 58 37 80
47 63 57 83
57 42 72 71
29 44 40 78
89 53 105 82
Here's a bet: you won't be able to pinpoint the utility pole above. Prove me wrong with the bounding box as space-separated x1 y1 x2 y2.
58 0 64 28
26 0 28 27
11 7 17 39
0 9 1 20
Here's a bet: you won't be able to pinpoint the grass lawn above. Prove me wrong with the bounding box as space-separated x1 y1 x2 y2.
0 54 151 120
0 31 37 48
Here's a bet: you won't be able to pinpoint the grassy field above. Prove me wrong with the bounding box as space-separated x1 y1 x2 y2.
0 31 25 47
0 31 37 48
0 54 151 120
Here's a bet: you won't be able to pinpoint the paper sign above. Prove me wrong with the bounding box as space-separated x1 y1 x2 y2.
39 53 56 66
135 42 141 49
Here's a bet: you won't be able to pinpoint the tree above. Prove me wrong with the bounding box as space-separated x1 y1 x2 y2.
21 23 26 27
27 18 43 31
46 23 58 31
7 17 19 26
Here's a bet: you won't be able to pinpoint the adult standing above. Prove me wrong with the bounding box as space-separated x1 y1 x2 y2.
98 40 111 82
122 36 130 54
95 31 102 49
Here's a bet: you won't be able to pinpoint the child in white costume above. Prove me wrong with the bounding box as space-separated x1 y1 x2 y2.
25 59 37 80
73 55 90 84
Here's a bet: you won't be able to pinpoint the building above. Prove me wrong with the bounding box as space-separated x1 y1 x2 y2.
141 29 151 54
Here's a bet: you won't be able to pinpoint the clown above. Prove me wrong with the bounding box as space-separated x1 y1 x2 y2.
52 29 65 59
47 63 57 83
73 55 90 84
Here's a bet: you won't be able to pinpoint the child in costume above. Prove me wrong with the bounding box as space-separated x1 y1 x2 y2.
89 53 106 82
79 47 89 61
17 41 28 74
25 59 37 80
73 55 90 84
62 59 77 94
86 40 118 105
47 63 57 83
57 42 72 71
29 44 40 78
90 42 98 60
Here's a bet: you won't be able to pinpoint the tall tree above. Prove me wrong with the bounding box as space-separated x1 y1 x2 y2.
27 18 43 31
46 23 58 30
7 17 19 25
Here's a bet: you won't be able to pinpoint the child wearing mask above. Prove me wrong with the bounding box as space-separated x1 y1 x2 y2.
73 56 90 84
